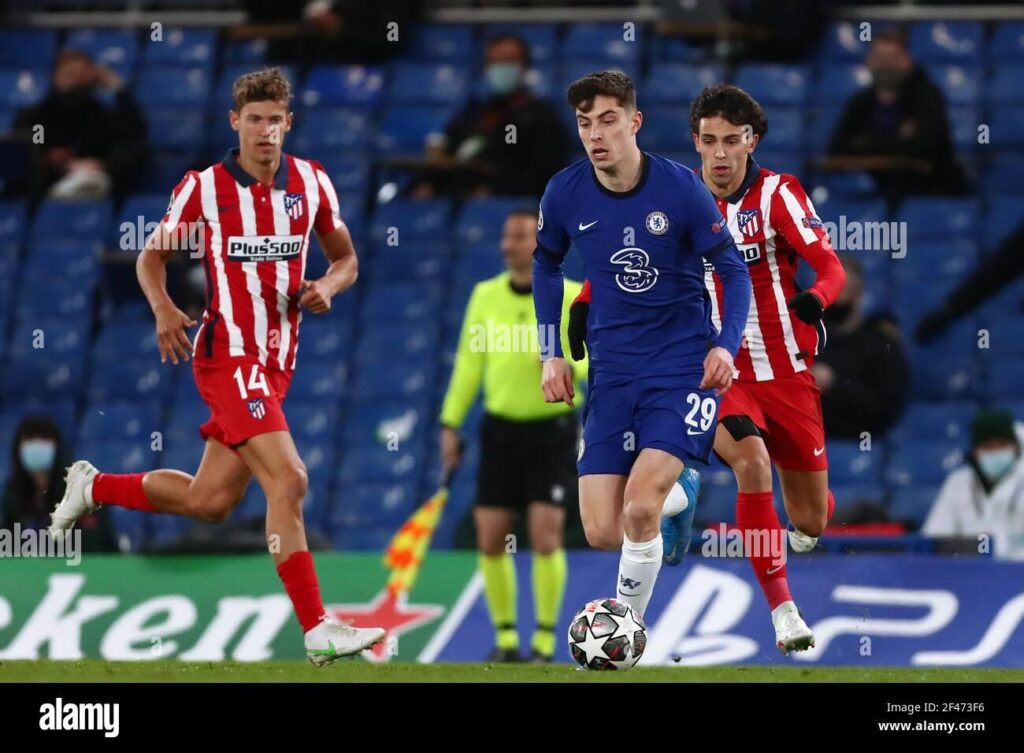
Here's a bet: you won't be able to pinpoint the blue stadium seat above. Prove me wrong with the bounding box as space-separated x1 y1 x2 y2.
74 437 156 474
331 480 418 529
909 21 983 63
16 277 93 319
361 281 444 325
134 67 210 107
886 441 965 488
139 150 198 191
894 239 977 280
455 197 531 246
301 65 385 108
293 436 336 489
317 152 372 195
408 24 477 62
158 434 204 472
65 28 139 79
5 314 89 362
888 401 975 443
332 524 398 552
374 106 448 154
817 21 870 63
0 69 47 109
284 399 338 444
337 441 424 486
142 27 217 68
355 322 440 365
694 483 736 526
0 399 77 444
453 243 505 287
350 358 433 401
108 507 146 551
948 105 982 152
888 486 942 529
86 356 175 402
639 106 689 152
982 155 1024 201
896 198 979 240
734 64 810 106
990 64 1024 104
113 194 174 250
371 198 451 242
223 37 267 64
986 357 1024 400
764 108 804 149
644 63 725 104
830 483 887 508
290 107 372 151
814 64 870 104
924 64 980 106
907 350 980 401
78 400 162 444
367 242 448 282
754 150 804 179
340 398 432 449
0 29 58 68
23 238 102 282
31 199 112 242
991 22 1024 60
562 23 641 65
0 200 26 244
988 107 1024 149
92 318 161 361
827 440 884 484
648 35 704 64
286 357 347 400
145 109 205 150
295 317 353 361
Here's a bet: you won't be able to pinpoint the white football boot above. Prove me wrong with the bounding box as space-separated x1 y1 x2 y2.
787 524 818 553
49 460 99 541
772 600 815 655
305 616 386 666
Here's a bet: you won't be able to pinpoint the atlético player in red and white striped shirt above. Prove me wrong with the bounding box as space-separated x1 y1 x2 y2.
49 68 385 664
690 85 845 653
568 84 846 653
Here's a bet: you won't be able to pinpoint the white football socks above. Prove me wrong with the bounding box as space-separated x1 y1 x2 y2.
616 533 663 618
661 480 689 518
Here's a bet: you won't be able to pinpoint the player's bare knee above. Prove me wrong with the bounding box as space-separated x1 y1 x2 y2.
583 523 621 551
732 451 772 489
269 463 309 504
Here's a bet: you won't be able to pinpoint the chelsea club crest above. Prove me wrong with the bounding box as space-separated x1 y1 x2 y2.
645 211 668 235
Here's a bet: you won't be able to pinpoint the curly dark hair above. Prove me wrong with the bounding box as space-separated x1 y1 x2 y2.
566 70 637 112
689 84 768 139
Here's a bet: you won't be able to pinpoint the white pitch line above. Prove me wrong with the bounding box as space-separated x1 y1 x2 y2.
416 571 484 664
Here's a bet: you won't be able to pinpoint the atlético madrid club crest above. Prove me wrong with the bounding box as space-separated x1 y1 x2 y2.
737 208 762 238
284 192 304 220
247 397 266 420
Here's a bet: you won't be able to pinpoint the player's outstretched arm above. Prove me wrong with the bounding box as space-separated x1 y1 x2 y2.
137 224 196 365
301 224 359 314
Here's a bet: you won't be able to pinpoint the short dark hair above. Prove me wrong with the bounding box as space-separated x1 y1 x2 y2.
689 84 768 139
486 33 531 67
566 70 637 112
873 25 909 50
508 206 539 222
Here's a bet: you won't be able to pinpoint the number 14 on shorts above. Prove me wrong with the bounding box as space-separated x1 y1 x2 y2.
233 363 271 398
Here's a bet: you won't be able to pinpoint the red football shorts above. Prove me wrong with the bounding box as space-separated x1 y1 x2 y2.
719 370 828 472
192 356 293 449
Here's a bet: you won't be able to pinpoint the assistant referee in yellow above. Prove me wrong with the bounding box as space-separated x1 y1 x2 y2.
440 207 586 663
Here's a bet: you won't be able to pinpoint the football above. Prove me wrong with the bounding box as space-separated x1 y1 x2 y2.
567 598 647 670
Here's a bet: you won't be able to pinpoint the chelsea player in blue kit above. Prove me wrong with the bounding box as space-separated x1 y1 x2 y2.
533 72 752 619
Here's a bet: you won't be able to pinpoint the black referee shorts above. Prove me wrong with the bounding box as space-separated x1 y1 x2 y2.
475 412 580 510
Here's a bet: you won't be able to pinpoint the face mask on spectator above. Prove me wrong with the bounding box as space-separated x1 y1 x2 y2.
486 63 523 96
976 448 1017 483
20 439 56 473
871 67 907 91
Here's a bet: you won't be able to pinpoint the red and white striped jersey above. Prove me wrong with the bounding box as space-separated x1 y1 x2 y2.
702 159 845 382
160 149 345 372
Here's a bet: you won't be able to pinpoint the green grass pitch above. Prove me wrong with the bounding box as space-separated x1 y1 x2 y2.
1 661 1021 683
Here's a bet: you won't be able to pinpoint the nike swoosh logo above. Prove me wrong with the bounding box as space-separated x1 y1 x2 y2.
687 428 704 436
813 447 825 456
617 589 634 596
766 565 784 575
578 220 598 231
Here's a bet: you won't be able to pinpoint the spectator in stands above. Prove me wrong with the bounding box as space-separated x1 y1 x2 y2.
827 27 967 203
915 223 1024 344
439 208 584 662
1 415 116 552
414 34 570 198
923 407 1024 561
812 253 909 439
13 48 147 200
